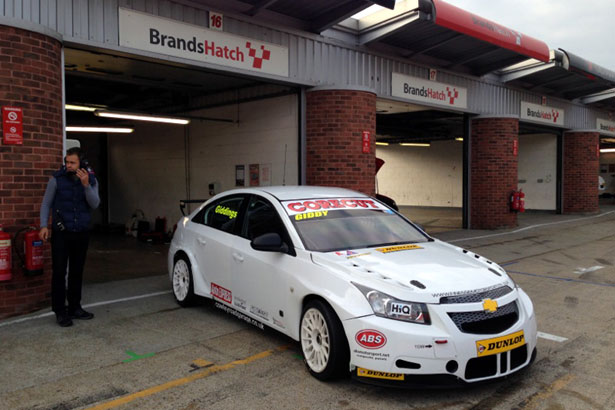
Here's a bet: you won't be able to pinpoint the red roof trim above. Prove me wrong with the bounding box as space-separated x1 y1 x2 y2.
432 0 549 62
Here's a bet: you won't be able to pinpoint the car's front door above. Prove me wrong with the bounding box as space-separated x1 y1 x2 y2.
191 194 246 303
231 195 296 331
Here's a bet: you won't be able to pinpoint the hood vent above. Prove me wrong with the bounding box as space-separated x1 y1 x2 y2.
410 280 426 289
488 268 502 277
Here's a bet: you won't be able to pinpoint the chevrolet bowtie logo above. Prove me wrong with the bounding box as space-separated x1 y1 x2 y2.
482 299 498 313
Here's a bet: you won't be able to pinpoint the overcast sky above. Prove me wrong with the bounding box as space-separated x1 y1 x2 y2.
357 0 615 69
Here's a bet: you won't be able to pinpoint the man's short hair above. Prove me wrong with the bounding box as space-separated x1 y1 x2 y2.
66 147 84 159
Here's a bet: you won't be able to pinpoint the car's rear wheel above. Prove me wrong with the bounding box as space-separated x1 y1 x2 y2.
172 256 196 307
300 299 349 380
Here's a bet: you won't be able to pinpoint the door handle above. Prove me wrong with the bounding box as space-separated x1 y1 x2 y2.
232 252 244 263
197 238 207 246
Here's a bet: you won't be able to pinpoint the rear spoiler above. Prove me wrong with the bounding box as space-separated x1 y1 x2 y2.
179 199 207 216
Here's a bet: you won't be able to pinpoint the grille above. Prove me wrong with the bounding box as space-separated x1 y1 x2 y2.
465 344 528 380
440 285 513 304
448 301 518 334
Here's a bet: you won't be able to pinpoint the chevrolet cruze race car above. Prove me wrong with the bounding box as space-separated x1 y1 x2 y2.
169 186 537 386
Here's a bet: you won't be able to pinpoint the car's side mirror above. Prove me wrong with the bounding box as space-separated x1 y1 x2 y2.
251 232 289 253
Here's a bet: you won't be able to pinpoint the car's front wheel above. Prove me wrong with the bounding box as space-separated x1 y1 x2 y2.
300 299 349 380
172 256 196 307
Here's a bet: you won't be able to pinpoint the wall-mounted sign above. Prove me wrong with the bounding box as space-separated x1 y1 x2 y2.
119 8 289 77
362 131 370 154
235 165 245 186
2 107 23 145
249 164 259 186
429 69 437 81
597 118 615 136
260 163 271 186
520 101 565 127
391 73 468 110
209 12 223 31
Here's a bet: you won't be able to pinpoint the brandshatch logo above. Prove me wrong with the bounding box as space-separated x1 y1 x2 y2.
246 42 271 69
446 87 459 105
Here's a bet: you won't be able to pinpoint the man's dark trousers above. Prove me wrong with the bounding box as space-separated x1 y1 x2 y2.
51 230 90 314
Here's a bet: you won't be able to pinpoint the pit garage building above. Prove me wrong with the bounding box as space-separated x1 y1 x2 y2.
1 0 614 318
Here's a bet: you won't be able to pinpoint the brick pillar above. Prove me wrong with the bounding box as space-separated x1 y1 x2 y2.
306 88 376 196
0 25 63 319
563 131 599 213
470 117 519 229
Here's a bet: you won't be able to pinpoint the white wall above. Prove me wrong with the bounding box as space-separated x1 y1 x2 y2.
108 94 298 227
376 140 463 207
518 134 557 210
599 152 615 194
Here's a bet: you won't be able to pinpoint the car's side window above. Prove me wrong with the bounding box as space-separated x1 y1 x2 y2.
193 196 245 234
245 196 287 241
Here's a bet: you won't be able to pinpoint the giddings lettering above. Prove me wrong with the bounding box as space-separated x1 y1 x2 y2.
215 205 237 219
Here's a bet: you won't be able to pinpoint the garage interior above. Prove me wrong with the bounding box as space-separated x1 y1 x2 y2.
375 98 465 233
63 47 300 283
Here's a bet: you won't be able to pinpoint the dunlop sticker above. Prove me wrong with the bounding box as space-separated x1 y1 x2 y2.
476 330 525 357
376 244 422 253
357 368 404 381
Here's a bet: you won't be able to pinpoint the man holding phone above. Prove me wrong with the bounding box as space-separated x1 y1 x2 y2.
39 147 100 327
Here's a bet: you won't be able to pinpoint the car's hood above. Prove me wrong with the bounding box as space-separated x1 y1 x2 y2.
311 240 513 304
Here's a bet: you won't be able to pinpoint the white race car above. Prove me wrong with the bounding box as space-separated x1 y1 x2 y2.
169 186 537 386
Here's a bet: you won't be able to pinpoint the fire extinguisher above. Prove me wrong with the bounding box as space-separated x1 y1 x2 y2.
510 190 520 212
0 224 12 281
15 227 44 276
519 190 526 213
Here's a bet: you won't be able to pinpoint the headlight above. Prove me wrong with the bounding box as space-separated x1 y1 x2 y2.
353 283 430 325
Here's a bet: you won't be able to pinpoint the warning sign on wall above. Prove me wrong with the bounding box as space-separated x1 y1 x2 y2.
2 107 23 145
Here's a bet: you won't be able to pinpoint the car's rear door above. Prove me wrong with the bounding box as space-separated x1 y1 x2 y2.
190 194 247 303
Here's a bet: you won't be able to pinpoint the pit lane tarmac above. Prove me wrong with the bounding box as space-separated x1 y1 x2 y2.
1 206 614 410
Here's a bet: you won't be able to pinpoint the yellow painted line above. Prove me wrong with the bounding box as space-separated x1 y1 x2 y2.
86 346 289 410
519 373 575 410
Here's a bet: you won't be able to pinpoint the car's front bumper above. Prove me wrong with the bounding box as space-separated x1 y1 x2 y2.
344 288 537 385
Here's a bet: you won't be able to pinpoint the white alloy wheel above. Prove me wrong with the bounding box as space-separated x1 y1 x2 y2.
172 257 195 306
301 307 331 373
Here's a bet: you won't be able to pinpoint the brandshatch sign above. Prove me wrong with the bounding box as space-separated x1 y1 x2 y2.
520 101 565 127
597 118 615 136
119 8 289 77
391 73 468 110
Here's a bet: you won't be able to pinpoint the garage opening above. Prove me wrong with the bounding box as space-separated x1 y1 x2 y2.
374 99 465 233
63 47 300 283
518 122 562 212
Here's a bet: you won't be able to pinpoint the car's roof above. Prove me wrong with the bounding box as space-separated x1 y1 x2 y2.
235 185 369 201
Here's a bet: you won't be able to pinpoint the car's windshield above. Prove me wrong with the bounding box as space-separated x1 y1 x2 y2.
281 197 428 252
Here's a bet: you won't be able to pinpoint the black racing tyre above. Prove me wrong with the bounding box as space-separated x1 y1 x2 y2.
300 299 350 380
172 256 196 307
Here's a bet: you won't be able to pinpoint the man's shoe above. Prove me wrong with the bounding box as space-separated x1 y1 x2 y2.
69 307 94 320
56 313 73 327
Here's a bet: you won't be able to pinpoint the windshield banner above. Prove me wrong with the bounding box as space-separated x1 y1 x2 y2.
281 198 389 217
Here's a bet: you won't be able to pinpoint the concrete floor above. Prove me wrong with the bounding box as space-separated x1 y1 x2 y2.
1 206 614 410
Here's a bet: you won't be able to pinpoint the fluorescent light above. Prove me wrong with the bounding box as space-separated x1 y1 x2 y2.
375 142 389 146
67 126 134 133
95 110 190 125
600 148 615 153
455 137 464 142
400 142 430 147
65 104 98 112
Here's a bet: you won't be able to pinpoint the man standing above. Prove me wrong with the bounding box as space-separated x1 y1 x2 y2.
39 147 100 327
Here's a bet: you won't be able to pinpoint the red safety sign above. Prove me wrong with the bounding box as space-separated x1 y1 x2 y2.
2 107 23 145
513 139 518 156
362 131 370 154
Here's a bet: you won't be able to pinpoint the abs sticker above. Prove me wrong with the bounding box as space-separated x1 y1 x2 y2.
355 329 387 349
476 330 525 357
357 368 404 381
211 283 232 303
376 244 422 253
